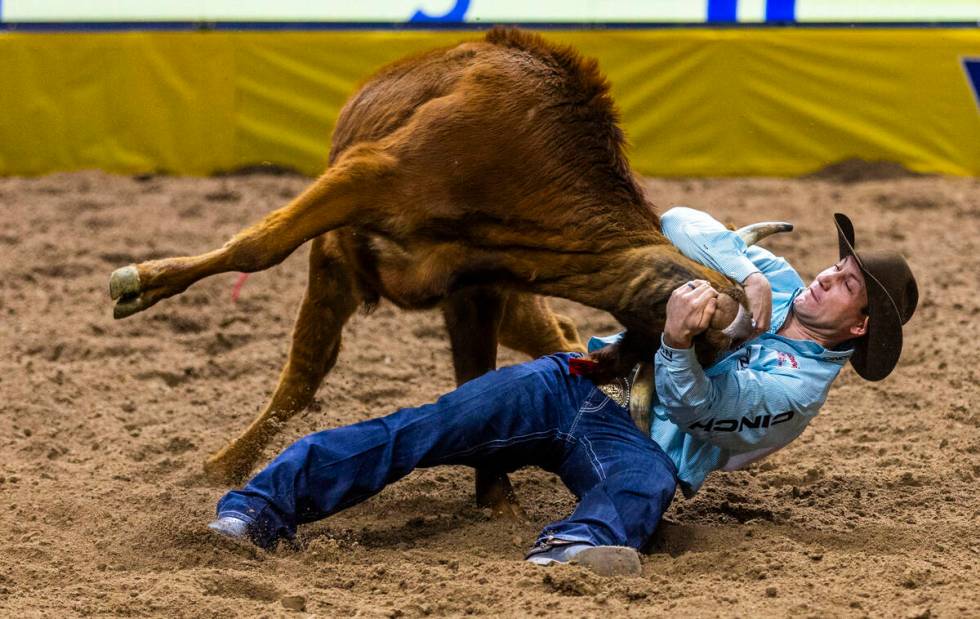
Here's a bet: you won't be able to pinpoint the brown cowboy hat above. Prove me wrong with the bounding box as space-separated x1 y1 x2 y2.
833 213 918 381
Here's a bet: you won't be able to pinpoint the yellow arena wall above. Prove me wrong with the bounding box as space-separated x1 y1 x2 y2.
1 28 978 177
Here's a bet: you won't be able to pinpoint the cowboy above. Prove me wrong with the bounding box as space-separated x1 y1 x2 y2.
207 208 917 575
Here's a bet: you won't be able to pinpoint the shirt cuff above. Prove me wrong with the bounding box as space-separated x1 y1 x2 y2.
587 332 624 354
657 335 699 366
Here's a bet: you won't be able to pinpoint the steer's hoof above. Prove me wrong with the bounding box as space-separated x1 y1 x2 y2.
109 265 141 299
109 266 145 319
490 498 527 521
203 455 250 486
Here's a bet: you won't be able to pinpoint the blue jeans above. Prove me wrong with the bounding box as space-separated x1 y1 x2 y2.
217 353 678 551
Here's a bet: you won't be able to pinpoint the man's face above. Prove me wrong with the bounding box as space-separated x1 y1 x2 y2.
793 255 869 342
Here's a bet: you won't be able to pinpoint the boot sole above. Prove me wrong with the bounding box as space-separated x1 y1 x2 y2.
572 546 642 577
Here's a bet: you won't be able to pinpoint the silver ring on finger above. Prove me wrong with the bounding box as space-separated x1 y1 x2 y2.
687 281 697 289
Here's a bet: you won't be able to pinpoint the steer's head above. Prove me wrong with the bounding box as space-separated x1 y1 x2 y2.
585 220 794 384
692 221 794 365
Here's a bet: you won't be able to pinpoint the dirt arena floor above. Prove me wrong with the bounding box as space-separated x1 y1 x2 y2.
1 168 978 618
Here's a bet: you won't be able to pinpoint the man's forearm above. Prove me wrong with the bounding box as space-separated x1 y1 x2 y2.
660 207 762 284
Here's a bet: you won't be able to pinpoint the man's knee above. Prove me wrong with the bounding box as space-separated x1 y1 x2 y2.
609 465 677 511
646 473 678 509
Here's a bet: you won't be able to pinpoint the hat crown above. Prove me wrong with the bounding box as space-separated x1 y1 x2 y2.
855 249 918 325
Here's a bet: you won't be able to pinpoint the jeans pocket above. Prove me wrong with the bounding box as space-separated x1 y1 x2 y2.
580 387 612 412
569 386 620 433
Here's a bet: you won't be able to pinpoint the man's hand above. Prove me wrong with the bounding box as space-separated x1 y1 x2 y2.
742 272 772 338
663 280 719 349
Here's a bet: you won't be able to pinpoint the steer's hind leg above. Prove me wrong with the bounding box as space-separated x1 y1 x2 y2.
203 233 362 484
441 287 528 519
109 145 395 319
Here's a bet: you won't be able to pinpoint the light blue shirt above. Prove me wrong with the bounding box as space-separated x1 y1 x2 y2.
588 207 852 497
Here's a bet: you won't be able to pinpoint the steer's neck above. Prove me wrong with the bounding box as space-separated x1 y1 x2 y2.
518 243 739 336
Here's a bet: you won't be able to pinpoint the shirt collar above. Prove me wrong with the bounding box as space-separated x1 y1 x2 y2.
766 288 854 364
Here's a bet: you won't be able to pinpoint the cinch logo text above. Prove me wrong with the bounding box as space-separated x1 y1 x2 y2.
688 411 794 433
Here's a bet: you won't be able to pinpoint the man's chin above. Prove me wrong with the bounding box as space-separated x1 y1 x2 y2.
792 299 819 324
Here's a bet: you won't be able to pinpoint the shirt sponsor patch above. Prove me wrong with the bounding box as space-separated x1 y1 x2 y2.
776 351 798 369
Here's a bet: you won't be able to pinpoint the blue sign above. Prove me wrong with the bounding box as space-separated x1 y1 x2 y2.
410 0 470 24
0 0 973 26
707 0 737 23
766 0 796 23
964 59 980 111
709 0 797 23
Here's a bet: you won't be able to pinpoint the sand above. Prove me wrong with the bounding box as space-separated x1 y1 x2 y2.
0 169 978 617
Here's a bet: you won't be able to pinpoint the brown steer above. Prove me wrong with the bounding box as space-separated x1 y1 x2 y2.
108 29 779 516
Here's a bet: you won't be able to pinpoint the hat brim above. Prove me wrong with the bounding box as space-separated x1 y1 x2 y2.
834 214 904 381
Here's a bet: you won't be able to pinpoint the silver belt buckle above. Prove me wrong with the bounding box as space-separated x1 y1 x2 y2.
595 363 654 436
596 377 630 407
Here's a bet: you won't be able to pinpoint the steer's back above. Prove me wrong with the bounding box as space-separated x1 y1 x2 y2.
328 41 478 163
329 28 659 240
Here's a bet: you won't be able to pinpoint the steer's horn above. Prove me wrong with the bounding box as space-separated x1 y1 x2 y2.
629 363 655 435
736 221 793 246
721 304 754 341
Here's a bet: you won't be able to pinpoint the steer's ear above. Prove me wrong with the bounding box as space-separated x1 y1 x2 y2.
695 329 735 368
709 290 745 331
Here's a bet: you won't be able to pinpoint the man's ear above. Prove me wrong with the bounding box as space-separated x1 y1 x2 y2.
849 316 869 338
